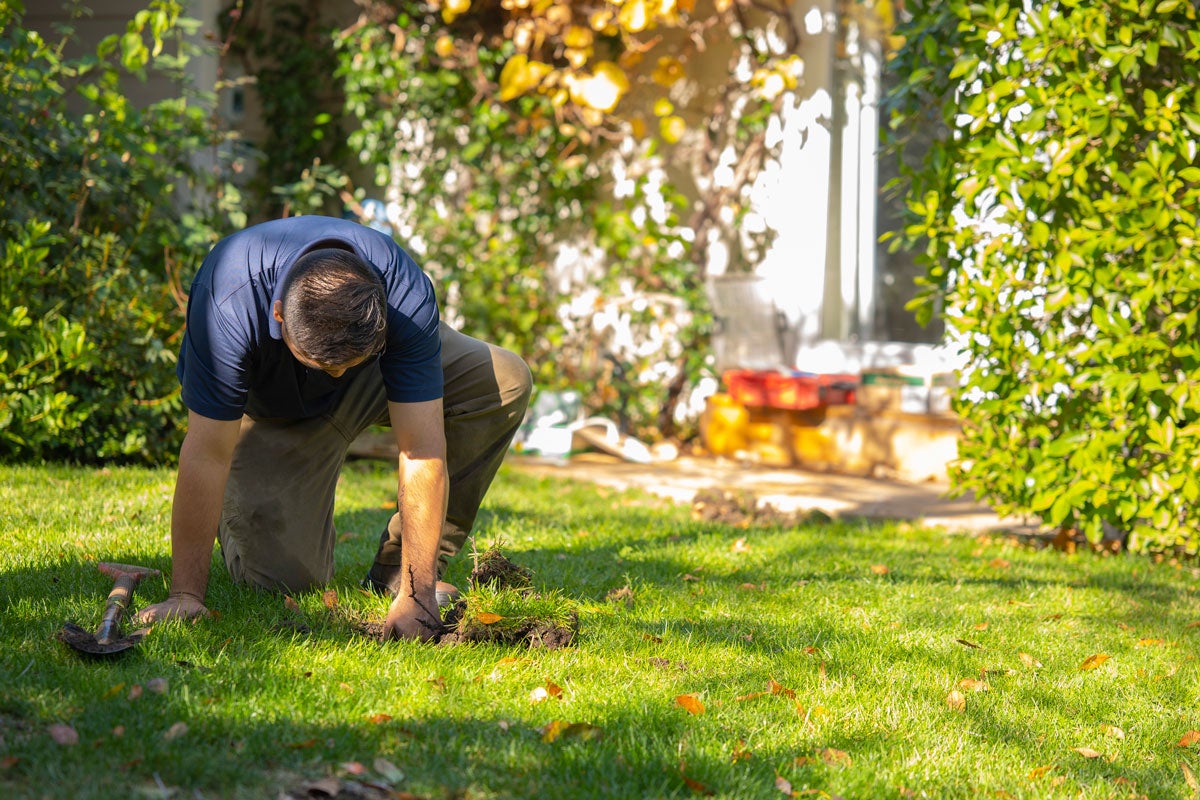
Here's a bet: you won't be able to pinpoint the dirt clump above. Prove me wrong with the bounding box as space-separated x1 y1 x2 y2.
690 488 824 527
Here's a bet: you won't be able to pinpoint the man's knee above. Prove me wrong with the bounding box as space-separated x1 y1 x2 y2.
493 346 532 413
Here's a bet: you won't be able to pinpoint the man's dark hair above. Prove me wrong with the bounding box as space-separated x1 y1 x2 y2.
279 248 387 366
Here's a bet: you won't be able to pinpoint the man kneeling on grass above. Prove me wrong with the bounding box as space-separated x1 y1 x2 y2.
136 216 532 640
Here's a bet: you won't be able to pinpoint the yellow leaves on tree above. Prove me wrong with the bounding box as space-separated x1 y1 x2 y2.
499 55 554 102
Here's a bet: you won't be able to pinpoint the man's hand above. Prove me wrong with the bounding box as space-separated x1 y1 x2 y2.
383 588 443 642
135 593 208 625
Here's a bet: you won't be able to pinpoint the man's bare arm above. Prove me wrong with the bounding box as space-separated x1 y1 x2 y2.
382 398 448 641
137 411 240 623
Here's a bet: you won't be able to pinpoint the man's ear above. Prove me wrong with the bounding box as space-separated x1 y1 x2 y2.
272 300 284 324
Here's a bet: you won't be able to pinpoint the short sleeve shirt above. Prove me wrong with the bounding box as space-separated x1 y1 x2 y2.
177 216 442 421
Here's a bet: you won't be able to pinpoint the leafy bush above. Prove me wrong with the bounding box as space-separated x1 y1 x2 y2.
888 0 1200 553
0 0 238 462
335 7 706 440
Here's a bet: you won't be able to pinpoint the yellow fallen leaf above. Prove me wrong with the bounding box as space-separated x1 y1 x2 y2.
1179 730 1200 748
366 713 392 724
541 720 567 743
1182 760 1199 794
946 690 966 712
1028 764 1055 780
870 564 889 575
1079 653 1110 671
1072 747 1101 759
974 622 990 631
1099 724 1125 739
1136 638 1165 647
477 612 504 625
675 694 705 715
767 679 796 698
959 678 989 692
1018 652 1043 668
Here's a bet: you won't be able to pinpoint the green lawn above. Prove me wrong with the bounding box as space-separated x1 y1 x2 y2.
1 460 1198 799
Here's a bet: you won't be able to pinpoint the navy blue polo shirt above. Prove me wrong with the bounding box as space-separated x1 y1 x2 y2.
178 216 442 421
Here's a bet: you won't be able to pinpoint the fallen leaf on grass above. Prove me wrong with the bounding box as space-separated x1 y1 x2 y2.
775 775 794 795
1018 652 1043 668
946 690 966 712
1136 638 1165 648
1079 654 1110 671
731 740 752 762
540 720 602 743
162 722 188 741
1100 724 1125 739
956 639 982 649
103 682 126 699
989 558 1011 570
682 573 701 582
0 756 18 769
1182 761 1198 794
870 564 889 575
366 713 392 724
679 762 713 795
476 612 504 625
1187 621 1200 629
974 622 990 631
112 725 125 737
530 681 562 704
147 677 168 695
373 757 404 784
284 595 300 613
731 538 751 553
1179 730 1200 748
48 724 78 746
1072 747 1102 759
819 747 852 767
1028 765 1055 780
127 684 143 701
959 679 989 692
676 694 705 715
322 590 338 609
340 761 366 776
286 738 321 749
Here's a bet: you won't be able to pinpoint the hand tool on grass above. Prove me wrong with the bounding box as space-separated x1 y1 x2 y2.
57 562 160 657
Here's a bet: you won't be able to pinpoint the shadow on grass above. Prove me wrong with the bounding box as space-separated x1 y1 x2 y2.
2 465 1197 799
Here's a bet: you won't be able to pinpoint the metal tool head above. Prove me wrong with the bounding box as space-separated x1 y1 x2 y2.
56 621 149 657
96 562 161 583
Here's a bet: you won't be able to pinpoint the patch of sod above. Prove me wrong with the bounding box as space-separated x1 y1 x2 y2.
0 460 1198 799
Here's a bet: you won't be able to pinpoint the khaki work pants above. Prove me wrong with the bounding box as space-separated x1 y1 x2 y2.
216 322 532 593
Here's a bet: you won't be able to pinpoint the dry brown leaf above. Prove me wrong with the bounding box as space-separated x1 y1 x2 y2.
735 691 769 702
1179 730 1200 748
339 682 353 692
1018 652 1043 668
1100 724 1125 739
775 775 794 795
1182 760 1199 794
162 722 188 741
959 679 989 692
1187 621 1200 629
1072 747 1102 759
820 747 852 767
731 740 752 762
1079 653 1111 671
676 694 705 715
286 738 320 749
974 622 990 631
1137 638 1165 647
367 713 392 724
322 590 338 609
682 573 701 582
0 756 18 770
946 690 966 712
989 558 1011 569
111 725 125 738
956 638 982 649
767 679 797 699
284 595 300 612
476 612 504 625
48 723 78 746
643 633 664 643
870 564 889 575
1028 764 1055 780
127 684 143 701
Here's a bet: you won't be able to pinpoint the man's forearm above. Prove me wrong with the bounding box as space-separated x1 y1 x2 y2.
395 456 448 598
168 424 236 600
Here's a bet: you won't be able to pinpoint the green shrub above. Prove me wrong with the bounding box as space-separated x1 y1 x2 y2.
0 0 238 462
888 0 1200 554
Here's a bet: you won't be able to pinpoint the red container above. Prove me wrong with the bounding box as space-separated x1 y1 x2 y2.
723 370 859 410
723 370 771 407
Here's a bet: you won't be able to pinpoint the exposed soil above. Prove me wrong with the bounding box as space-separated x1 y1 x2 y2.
355 545 576 649
690 488 828 528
